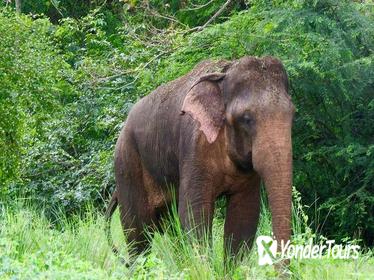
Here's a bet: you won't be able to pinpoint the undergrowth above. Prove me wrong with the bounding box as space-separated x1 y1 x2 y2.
0 188 372 279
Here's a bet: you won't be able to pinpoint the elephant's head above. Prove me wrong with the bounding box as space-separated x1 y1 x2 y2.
182 56 294 249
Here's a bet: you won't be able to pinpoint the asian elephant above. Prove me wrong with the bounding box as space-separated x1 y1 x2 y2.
106 56 295 259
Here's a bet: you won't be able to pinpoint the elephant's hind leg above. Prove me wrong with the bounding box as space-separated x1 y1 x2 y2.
115 135 158 255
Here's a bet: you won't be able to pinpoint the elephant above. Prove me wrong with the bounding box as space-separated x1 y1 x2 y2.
106 56 295 260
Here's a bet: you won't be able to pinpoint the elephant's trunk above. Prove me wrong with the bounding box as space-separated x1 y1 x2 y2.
252 118 293 250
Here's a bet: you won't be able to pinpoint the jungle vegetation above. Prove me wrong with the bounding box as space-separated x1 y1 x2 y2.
0 0 373 279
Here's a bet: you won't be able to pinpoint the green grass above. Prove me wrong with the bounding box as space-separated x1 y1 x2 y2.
0 195 373 280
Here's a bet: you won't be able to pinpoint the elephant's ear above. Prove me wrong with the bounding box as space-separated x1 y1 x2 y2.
181 73 225 144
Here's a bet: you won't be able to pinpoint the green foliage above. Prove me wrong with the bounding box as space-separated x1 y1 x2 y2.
20 13 126 214
0 0 373 247
140 0 247 28
0 8 75 194
0 0 111 22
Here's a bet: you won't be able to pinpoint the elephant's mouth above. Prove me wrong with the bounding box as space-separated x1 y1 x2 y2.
233 152 253 172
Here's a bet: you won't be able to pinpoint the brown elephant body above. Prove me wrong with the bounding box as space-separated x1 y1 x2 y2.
106 56 294 258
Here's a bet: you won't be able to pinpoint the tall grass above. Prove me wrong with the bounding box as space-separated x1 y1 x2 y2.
0 189 373 279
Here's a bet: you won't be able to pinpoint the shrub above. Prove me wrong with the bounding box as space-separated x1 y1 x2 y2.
0 9 75 195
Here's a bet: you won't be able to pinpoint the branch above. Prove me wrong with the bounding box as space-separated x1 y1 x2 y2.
196 0 233 31
92 49 176 89
180 0 215 11
115 49 174 90
15 0 21 13
50 0 64 17
147 9 188 28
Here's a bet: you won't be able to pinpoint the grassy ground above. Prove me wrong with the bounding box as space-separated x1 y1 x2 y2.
0 197 373 280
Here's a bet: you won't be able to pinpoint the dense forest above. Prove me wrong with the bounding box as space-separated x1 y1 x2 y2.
0 0 373 279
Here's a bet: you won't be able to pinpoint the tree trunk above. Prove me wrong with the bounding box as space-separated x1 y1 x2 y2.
15 0 21 13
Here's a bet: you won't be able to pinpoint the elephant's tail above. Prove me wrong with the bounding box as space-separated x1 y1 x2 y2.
105 189 119 255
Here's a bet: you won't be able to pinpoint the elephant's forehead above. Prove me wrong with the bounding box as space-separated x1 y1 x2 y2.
225 66 288 101
231 56 287 82
256 84 292 109
227 86 293 117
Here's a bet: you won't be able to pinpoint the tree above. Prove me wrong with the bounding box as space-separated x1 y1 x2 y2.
15 0 21 13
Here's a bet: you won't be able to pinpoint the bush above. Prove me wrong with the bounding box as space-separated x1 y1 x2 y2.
0 8 75 195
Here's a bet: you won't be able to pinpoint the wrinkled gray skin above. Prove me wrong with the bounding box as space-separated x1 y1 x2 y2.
106 56 295 260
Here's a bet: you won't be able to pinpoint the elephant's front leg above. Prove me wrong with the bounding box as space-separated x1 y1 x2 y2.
224 174 261 257
178 164 215 240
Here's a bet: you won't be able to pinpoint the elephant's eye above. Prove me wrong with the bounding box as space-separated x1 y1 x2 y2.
241 114 253 126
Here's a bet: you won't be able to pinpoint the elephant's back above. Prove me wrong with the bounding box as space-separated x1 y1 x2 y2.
123 59 230 186
126 59 230 139
148 59 231 104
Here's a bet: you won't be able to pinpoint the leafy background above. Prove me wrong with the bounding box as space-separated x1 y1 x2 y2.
0 0 373 250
